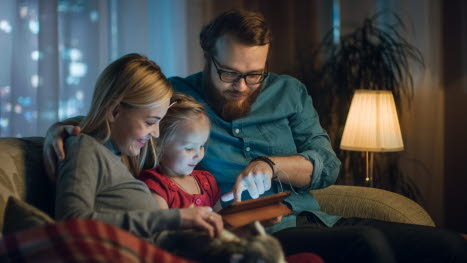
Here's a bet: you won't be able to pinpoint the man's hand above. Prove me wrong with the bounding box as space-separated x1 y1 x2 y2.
221 160 273 202
179 205 223 239
43 123 81 180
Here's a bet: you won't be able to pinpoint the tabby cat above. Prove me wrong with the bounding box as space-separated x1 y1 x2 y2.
155 221 286 263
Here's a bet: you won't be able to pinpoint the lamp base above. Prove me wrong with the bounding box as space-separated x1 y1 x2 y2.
365 151 374 187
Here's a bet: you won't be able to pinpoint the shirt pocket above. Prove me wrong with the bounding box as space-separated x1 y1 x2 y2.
257 118 297 155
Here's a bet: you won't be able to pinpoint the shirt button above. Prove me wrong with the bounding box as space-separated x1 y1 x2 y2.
246 147 251 152
235 129 240 134
195 198 202 205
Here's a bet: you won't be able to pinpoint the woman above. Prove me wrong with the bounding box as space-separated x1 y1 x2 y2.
55 53 223 241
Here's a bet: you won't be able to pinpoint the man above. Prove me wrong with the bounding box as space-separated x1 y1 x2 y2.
45 9 466 263
173 10 342 233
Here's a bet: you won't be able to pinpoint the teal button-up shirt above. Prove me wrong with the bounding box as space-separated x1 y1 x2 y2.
170 72 341 232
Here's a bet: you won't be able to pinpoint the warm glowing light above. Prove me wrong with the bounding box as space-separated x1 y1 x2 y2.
340 90 404 152
340 90 404 187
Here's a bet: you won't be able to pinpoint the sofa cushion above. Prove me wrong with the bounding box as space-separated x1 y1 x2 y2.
0 137 54 231
2 196 54 236
311 185 436 226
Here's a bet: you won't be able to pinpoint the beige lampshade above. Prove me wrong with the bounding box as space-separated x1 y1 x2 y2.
340 90 404 152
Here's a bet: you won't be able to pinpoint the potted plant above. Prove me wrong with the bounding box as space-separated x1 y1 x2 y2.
297 13 424 200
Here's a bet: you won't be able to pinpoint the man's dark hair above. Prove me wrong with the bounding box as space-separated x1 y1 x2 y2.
200 9 272 57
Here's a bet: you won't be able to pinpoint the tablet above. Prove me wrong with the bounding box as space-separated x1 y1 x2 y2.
219 192 292 228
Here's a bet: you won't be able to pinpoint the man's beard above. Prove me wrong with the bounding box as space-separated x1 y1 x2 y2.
204 67 261 122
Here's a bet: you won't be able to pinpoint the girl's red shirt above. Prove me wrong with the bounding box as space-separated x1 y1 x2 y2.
139 168 221 208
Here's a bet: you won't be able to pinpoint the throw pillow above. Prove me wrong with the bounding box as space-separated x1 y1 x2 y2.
2 196 54 235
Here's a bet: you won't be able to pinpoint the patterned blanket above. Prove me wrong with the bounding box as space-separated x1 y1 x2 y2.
0 219 194 263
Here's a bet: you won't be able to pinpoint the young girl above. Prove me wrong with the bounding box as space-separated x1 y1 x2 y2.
139 93 222 211
139 93 289 263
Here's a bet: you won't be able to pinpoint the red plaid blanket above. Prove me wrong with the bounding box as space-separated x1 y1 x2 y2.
0 219 194 263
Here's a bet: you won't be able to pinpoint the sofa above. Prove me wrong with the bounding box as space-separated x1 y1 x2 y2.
0 136 436 234
0 136 437 262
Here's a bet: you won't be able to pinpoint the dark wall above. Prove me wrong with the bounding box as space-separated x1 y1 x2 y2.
209 0 325 75
443 0 467 233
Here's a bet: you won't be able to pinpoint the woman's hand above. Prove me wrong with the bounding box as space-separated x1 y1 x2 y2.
179 205 223 239
43 123 81 180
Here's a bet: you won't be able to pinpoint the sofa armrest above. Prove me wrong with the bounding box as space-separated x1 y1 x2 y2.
310 185 436 227
0 137 52 232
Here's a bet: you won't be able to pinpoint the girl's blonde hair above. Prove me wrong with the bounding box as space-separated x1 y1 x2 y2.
81 53 173 176
157 92 209 163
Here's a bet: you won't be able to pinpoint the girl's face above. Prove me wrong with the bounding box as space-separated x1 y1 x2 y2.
109 100 170 157
160 116 210 177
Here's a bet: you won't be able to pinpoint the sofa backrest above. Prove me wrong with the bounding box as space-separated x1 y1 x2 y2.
0 137 54 231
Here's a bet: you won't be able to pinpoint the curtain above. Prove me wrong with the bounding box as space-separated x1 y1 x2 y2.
0 0 109 137
0 0 197 138
0 0 325 137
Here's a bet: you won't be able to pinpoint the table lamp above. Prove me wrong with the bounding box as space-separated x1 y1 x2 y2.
340 90 404 187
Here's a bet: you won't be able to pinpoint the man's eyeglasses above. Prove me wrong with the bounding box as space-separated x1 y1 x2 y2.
211 56 268 85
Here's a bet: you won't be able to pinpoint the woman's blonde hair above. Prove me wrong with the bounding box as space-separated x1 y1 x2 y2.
81 53 173 176
157 92 209 164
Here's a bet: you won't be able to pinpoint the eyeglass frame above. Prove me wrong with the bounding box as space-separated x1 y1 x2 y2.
210 56 269 85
